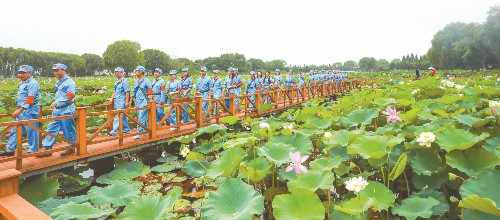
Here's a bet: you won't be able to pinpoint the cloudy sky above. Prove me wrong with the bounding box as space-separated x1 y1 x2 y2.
0 0 497 66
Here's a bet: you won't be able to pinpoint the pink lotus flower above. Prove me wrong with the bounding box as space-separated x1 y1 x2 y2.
372 83 377 88
382 107 402 123
286 151 309 175
97 89 104 94
492 108 498 116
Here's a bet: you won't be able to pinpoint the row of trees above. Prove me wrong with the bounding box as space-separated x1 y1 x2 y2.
0 6 498 77
427 6 500 69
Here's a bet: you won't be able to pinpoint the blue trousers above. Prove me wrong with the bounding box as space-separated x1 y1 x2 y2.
248 94 256 109
137 109 148 132
6 114 39 152
167 100 177 125
109 100 131 136
156 105 165 124
225 92 239 112
200 92 210 118
42 112 76 149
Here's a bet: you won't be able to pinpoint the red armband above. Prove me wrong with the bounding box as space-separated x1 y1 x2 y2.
147 88 154 95
25 95 34 104
177 87 183 91
66 92 75 100
160 86 165 91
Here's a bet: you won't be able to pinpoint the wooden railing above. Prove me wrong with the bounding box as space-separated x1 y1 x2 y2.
0 79 369 170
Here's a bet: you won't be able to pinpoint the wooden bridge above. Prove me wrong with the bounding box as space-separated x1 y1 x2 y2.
0 80 367 178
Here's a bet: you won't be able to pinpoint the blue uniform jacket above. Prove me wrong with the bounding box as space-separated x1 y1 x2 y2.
53 74 76 115
17 76 40 116
132 77 153 107
152 78 166 104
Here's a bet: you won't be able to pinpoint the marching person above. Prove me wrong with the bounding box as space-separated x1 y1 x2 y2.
41 63 76 157
129 65 153 139
262 70 273 103
284 70 296 97
195 66 212 118
0 65 40 157
233 68 244 112
297 69 305 97
166 70 182 131
223 67 237 110
152 68 166 123
107 67 131 137
180 67 193 123
245 71 258 109
210 70 223 116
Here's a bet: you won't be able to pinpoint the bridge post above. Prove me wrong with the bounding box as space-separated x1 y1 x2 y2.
290 87 294 105
230 93 236 116
37 105 43 152
148 100 157 139
76 107 87 156
255 89 260 115
106 101 114 134
15 126 22 170
274 88 279 110
195 96 203 128
301 86 306 102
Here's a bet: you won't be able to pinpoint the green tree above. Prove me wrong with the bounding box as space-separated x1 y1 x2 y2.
389 59 401 70
81 53 103 75
484 6 500 63
102 40 144 73
376 59 390 71
358 57 377 71
342 60 358 71
249 58 265 71
265 60 287 71
140 49 171 74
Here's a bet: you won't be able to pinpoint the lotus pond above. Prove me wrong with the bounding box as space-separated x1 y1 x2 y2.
19 75 500 219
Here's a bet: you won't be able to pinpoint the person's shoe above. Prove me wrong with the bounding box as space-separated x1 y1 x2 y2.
26 150 39 154
0 151 14 156
107 132 116 137
60 149 75 156
35 152 52 158
134 134 144 139
169 128 177 131
124 131 131 134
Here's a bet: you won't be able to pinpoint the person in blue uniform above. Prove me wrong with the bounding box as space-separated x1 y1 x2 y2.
233 68 244 112
256 71 264 88
262 71 273 103
130 65 153 139
223 68 237 110
284 70 296 97
273 69 283 89
152 68 166 124
210 70 223 116
180 68 193 123
195 66 212 118
297 69 305 97
42 63 77 157
107 67 131 137
166 70 182 131
0 65 40 157
245 71 258 109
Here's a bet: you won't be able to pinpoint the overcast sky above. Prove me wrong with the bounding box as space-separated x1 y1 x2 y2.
0 0 497 66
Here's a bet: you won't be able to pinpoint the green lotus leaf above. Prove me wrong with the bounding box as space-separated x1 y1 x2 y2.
411 189 450 216
50 202 114 220
453 115 488 128
483 135 500 157
258 142 294 166
374 97 396 106
186 151 205 160
169 133 198 144
399 107 421 124
309 156 343 171
263 186 289 202
108 161 150 180
417 111 438 121
412 172 447 190
151 161 183 173
239 157 272 183
410 148 442 176
196 141 222 154
37 195 88 215
222 137 258 149
348 135 389 159
196 124 227 134
287 170 334 192
446 148 499 177
88 182 140 206
323 130 350 147
343 108 379 127
334 194 373 217
425 88 446 98
295 128 324 137
269 133 313 155
257 103 274 112
206 147 247 179
182 160 210 177
438 95 462 105
20 174 60 205
389 153 407 181
156 155 179 163
436 128 489 152
221 115 240 125
359 181 395 211
459 195 500 217
202 178 264 220
392 196 440 220
412 77 439 89
460 172 500 206
304 117 332 129
120 186 182 220
294 105 320 122
273 188 325 220
396 98 413 106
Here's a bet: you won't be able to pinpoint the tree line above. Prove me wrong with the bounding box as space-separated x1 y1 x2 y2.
0 6 498 77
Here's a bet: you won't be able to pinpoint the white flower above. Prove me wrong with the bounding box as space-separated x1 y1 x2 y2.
412 89 420 95
345 176 369 192
180 146 190 157
489 101 500 108
416 132 435 147
283 123 293 130
455 84 465 91
446 81 456 88
259 122 270 130
324 132 332 139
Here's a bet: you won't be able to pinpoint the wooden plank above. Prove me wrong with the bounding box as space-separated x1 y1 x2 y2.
0 194 51 220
